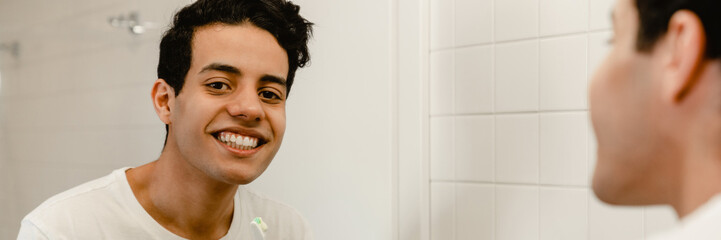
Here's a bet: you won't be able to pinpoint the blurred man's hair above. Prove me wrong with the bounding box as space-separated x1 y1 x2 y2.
635 0 720 58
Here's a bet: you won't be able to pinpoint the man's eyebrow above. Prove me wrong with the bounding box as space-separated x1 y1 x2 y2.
261 75 287 87
199 63 241 75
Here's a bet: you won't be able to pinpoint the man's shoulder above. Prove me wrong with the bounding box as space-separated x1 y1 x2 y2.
22 168 130 229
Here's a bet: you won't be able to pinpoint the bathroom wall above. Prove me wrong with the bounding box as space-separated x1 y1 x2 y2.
0 0 400 239
427 0 680 239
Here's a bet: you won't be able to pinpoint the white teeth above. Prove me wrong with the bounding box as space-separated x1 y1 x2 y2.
217 132 260 150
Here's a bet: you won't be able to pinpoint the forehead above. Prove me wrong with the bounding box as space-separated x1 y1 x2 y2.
190 23 289 77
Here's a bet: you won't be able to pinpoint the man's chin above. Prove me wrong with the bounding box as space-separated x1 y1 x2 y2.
591 166 626 204
592 171 646 206
213 147 277 185
592 178 621 205
216 169 261 185
216 164 271 185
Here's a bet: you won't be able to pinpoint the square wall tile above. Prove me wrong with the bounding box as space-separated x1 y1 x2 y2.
589 195 644 240
455 46 493 114
5 94 76 129
495 114 539 184
540 112 589 186
72 127 164 167
644 206 679 238
495 40 539 112
455 0 492 46
456 183 494 240
588 31 613 79
431 183 455 240
7 129 77 165
0 66 19 98
495 0 538 41
430 50 454 115
431 116 454 181
0 224 13 240
540 36 588 111
455 116 494 182
540 188 588 240
73 86 157 127
496 185 539 240
37 54 78 95
590 0 615 30
15 61 43 96
74 41 158 90
540 0 589 36
431 0 454 50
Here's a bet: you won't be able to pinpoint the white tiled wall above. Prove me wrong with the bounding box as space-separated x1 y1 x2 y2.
428 0 680 239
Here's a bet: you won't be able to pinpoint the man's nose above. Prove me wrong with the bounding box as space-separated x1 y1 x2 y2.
226 89 264 122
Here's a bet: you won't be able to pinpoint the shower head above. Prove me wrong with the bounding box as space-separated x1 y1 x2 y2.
108 11 157 35
0 42 19 59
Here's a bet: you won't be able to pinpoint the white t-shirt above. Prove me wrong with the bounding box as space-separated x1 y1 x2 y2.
17 168 312 240
648 194 721 240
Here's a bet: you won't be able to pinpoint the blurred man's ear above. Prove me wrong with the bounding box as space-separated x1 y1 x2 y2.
659 10 706 102
152 79 175 125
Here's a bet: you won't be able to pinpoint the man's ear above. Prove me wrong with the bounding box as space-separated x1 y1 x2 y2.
660 10 706 102
152 79 175 125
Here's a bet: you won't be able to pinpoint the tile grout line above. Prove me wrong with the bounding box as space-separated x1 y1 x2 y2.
450 0 457 239
431 28 611 53
430 109 589 118
491 0 497 238
585 9 592 238
537 0 542 237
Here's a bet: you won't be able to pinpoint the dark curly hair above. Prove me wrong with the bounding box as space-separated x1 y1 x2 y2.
635 0 720 59
157 0 313 96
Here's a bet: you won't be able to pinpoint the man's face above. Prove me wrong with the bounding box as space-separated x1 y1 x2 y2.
590 0 674 204
167 23 289 185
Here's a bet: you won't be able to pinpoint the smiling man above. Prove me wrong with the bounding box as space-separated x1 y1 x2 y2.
18 0 313 239
590 0 721 238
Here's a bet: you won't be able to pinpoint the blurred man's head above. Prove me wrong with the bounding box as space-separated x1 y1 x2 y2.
590 0 721 210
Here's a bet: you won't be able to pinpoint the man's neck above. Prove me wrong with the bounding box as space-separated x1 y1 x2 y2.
664 62 721 218
672 139 721 218
126 148 237 240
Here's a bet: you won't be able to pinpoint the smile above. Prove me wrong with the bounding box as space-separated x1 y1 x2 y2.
216 132 262 150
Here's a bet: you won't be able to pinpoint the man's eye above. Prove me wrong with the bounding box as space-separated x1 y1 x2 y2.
207 82 229 90
259 91 280 100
